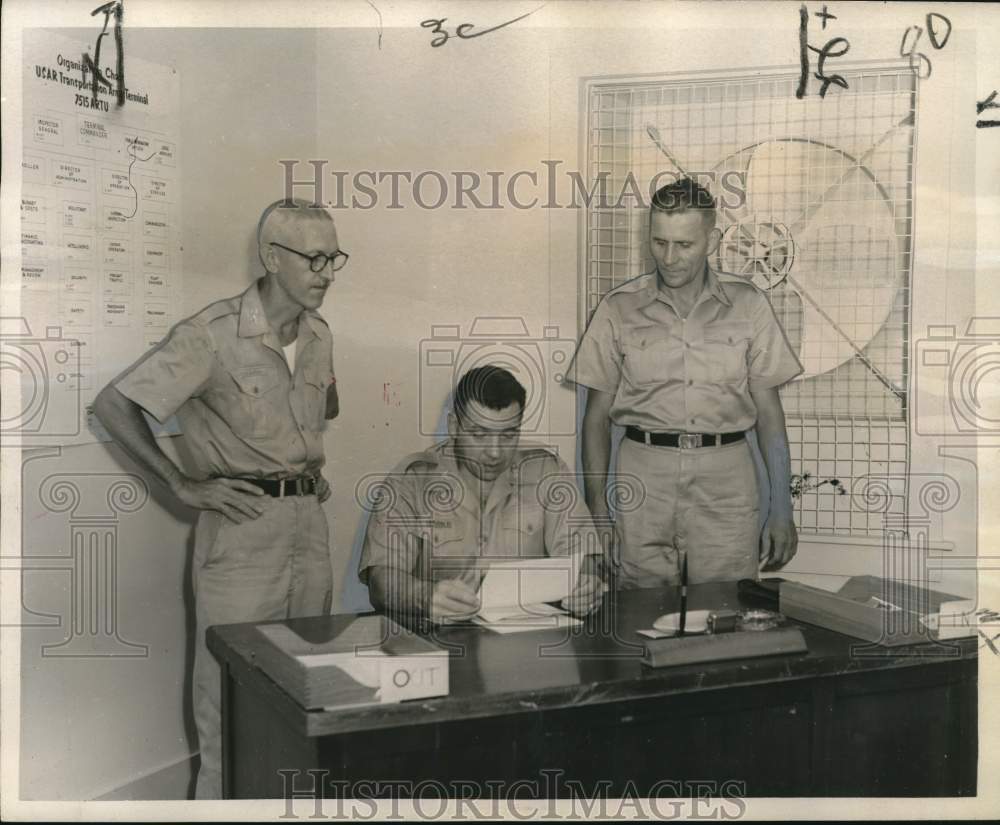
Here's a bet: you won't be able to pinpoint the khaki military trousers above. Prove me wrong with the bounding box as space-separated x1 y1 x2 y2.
614 436 760 588
192 495 333 799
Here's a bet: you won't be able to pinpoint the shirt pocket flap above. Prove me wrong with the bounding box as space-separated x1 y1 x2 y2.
303 366 331 390
625 325 674 350
501 502 546 535
430 521 467 553
703 320 753 345
229 365 281 397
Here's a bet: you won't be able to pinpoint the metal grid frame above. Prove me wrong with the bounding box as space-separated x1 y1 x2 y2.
580 64 917 536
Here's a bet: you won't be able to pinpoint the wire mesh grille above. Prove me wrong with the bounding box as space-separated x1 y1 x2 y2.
585 68 916 536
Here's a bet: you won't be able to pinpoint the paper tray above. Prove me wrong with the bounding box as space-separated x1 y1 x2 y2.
779 577 956 646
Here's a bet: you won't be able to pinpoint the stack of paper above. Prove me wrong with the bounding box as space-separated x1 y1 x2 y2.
472 555 583 633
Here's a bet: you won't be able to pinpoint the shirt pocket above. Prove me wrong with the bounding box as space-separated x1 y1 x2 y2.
427 523 472 581
500 501 546 558
429 521 467 556
225 364 283 439
621 326 676 388
703 321 752 385
301 367 330 432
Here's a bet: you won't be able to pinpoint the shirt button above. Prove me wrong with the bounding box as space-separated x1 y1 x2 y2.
687 379 693 386
690 418 695 424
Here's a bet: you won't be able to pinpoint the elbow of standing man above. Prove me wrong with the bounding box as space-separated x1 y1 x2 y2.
92 382 187 497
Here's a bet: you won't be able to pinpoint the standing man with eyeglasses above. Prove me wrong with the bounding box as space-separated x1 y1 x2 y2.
93 197 349 798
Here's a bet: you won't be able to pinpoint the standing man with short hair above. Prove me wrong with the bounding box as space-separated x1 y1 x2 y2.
569 178 803 588
93 198 347 798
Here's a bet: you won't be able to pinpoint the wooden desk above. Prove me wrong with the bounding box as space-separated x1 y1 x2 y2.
208 582 977 799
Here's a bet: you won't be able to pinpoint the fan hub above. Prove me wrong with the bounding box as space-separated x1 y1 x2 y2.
719 220 795 289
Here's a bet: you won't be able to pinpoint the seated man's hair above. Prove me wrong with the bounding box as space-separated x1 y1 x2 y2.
453 366 526 421
650 177 716 224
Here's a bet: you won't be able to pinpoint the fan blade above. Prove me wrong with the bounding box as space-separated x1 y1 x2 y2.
792 199 901 385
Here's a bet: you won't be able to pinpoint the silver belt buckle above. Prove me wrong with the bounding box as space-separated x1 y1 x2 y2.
278 478 286 497
678 433 702 449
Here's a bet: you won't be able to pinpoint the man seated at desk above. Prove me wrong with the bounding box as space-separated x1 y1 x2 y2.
359 365 606 622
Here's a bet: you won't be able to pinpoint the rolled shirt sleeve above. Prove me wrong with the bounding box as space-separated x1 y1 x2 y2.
113 321 213 424
566 299 622 395
747 291 804 392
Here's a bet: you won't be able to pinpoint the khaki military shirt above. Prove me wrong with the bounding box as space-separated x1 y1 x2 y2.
568 268 802 432
359 440 602 584
115 279 335 479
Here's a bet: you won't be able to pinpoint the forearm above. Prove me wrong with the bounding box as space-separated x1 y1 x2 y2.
581 417 612 519
93 385 189 495
754 404 793 520
367 566 432 616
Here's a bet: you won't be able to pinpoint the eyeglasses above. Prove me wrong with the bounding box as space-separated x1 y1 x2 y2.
270 242 349 273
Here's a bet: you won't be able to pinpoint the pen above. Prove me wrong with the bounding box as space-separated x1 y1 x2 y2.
678 552 688 636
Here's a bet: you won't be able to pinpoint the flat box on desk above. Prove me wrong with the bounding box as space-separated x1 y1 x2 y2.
253 615 448 710
780 576 966 646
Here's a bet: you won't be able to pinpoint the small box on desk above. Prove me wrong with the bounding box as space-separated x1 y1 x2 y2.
780 576 971 646
253 615 448 710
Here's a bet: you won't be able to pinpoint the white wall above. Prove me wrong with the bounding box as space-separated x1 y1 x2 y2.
316 28 575 612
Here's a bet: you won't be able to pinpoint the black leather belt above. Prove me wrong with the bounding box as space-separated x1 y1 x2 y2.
625 426 745 449
239 476 317 497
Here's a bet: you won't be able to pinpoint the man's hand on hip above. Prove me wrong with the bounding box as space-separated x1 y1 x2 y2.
316 474 332 503
760 515 798 571
173 477 266 524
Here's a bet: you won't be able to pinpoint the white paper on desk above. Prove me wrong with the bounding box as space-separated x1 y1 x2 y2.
636 628 674 640
477 554 581 622
472 610 582 634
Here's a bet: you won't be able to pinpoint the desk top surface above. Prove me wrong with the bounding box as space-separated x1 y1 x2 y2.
208 581 978 738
